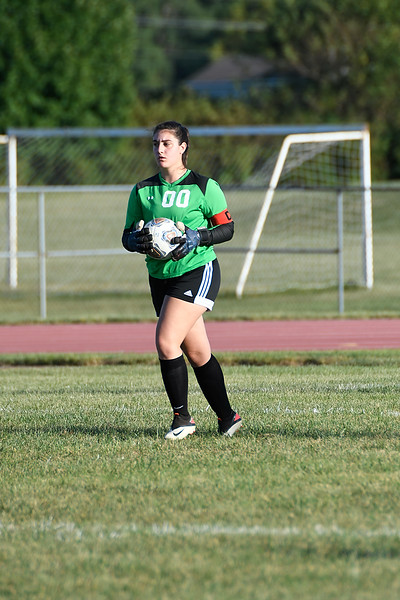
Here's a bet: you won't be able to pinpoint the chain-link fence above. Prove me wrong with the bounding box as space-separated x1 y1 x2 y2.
2 126 397 322
1 184 398 321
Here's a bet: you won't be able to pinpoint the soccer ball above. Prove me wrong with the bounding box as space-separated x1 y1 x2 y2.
145 217 182 260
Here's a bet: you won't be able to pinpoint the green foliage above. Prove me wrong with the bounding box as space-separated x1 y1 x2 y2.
0 0 137 128
132 0 216 94
131 0 400 179
1 0 400 176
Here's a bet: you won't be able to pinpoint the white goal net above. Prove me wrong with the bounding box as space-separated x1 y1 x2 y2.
235 129 372 299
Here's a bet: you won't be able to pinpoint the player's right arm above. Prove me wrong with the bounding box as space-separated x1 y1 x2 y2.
122 186 153 253
122 220 153 253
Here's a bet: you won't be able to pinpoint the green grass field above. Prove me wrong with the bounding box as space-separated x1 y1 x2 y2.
1 351 400 599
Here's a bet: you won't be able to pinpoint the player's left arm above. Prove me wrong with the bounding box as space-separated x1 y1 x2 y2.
197 179 235 246
170 209 234 261
170 178 234 260
198 209 234 246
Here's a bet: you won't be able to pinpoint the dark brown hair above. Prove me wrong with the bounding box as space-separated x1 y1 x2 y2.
152 121 190 166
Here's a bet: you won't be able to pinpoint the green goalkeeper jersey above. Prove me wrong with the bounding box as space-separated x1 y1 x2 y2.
124 169 228 279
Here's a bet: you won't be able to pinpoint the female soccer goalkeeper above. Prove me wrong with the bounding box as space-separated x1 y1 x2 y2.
122 120 242 440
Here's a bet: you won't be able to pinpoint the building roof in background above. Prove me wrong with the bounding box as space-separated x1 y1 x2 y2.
184 54 298 98
187 54 278 84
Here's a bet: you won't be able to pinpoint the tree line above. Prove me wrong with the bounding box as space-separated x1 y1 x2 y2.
1 0 399 179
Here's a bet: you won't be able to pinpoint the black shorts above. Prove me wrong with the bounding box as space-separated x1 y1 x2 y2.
149 259 221 317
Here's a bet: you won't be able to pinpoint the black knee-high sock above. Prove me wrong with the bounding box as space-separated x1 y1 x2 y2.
193 354 233 420
159 355 190 417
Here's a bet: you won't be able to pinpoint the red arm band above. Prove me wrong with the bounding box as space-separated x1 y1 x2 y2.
210 209 233 226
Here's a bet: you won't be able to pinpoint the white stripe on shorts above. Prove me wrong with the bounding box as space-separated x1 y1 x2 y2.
194 261 214 311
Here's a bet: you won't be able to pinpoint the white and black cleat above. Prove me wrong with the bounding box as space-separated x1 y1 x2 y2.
218 412 242 437
165 414 196 440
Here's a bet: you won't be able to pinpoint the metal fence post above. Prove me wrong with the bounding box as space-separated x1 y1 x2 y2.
337 190 344 314
38 191 47 319
7 135 18 288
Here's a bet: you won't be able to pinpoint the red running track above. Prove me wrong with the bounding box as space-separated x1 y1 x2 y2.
1 320 400 354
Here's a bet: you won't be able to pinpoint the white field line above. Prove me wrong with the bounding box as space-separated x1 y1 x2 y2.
1 520 400 541
263 405 400 417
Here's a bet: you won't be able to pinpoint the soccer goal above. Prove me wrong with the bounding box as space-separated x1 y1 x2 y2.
235 127 372 303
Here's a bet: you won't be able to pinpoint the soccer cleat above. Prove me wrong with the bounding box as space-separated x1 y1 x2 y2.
165 413 196 440
218 412 242 437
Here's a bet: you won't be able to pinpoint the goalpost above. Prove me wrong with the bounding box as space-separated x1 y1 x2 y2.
0 134 18 288
235 127 372 301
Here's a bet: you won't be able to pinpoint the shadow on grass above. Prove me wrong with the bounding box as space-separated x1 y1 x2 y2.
2 423 229 440
3 422 400 440
3 424 160 439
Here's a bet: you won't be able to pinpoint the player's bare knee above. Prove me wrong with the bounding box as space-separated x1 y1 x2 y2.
185 349 211 368
156 333 180 360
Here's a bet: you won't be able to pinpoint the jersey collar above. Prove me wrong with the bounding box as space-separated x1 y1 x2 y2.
159 169 191 186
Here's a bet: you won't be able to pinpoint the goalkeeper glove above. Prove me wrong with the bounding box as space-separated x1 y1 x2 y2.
126 220 153 254
171 223 201 261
